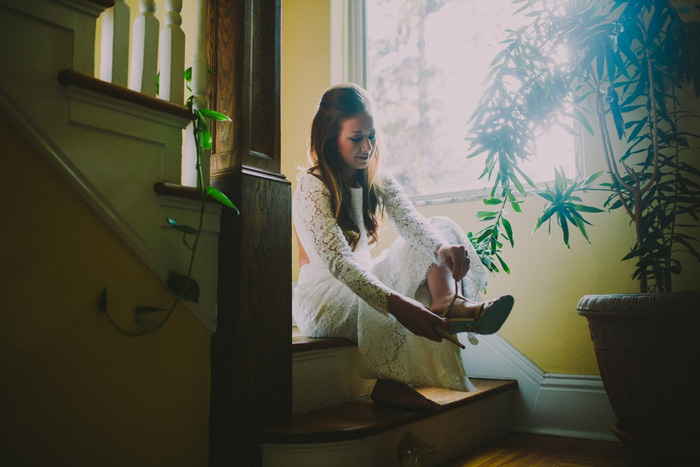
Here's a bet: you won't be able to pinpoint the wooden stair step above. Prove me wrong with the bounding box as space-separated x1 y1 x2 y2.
292 326 373 414
292 326 355 353
263 378 517 444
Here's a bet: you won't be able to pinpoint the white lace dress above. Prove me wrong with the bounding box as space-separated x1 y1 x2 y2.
292 172 488 391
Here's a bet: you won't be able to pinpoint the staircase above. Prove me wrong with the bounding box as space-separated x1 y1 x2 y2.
0 0 220 330
261 329 518 466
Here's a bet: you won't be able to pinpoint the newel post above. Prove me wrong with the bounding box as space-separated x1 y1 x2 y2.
207 0 290 465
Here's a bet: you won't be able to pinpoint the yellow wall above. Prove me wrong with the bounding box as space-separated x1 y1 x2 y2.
280 1 700 375
0 117 210 465
281 0 333 277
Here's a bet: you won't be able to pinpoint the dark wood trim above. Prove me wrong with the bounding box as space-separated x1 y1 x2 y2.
261 379 518 444
213 163 290 183
57 70 191 120
240 164 288 183
292 327 356 353
207 2 287 465
153 182 219 203
210 169 291 466
206 0 281 177
86 0 114 7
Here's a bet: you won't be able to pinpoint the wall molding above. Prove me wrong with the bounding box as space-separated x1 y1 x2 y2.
460 333 617 441
530 373 617 441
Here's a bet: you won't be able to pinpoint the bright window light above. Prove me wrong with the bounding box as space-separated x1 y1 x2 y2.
366 0 577 196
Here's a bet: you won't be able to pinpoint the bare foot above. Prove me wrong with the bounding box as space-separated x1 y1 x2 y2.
371 380 440 411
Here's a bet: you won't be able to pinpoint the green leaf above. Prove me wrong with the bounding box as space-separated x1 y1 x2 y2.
206 187 240 213
605 86 625 139
574 109 595 135
166 217 198 235
184 67 192 82
621 248 641 261
534 206 556 232
482 197 503 205
97 287 108 313
510 198 522 213
496 253 511 274
135 306 169 314
198 108 232 122
604 45 618 86
571 214 591 243
509 172 526 194
582 171 604 187
501 217 514 247
559 212 571 248
476 210 498 220
572 204 604 213
476 227 494 243
514 165 537 189
167 273 200 303
596 44 605 80
196 111 212 150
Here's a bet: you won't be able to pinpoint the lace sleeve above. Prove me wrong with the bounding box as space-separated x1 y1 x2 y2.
293 173 392 313
382 174 445 263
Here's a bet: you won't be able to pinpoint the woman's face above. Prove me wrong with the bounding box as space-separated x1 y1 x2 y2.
336 112 376 175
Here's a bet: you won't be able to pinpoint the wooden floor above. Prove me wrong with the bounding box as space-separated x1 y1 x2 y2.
442 433 655 466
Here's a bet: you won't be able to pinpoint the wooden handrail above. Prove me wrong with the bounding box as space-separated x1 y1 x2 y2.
153 182 218 202
86 0 115 8
58 69 191 120
292 327 355 353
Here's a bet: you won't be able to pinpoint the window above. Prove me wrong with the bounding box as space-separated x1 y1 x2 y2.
359 0 578 197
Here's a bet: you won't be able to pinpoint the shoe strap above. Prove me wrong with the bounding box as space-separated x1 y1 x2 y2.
440 280 461 318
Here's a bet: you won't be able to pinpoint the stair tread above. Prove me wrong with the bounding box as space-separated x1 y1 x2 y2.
263 378 517 444
292 326 356 353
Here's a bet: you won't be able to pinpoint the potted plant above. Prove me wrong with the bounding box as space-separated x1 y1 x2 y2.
466 0 700 460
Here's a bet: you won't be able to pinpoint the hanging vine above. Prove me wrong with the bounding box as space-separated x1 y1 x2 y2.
98 69 236 336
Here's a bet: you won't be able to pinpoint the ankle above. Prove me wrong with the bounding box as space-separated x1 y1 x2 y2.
429 296 455 315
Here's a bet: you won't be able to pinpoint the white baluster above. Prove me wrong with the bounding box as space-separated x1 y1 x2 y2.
190 0 209 188
158 0 185 104
129 0 159 95
191 0 208 111
100 0 130 86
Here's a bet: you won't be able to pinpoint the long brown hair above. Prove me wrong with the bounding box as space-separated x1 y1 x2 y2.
308 83 384 250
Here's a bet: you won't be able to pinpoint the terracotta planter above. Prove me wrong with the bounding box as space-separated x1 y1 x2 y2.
577 293 700 460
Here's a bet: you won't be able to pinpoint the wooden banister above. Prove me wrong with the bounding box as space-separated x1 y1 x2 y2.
87 0 115 7
153 182 221 202
58 70 191 120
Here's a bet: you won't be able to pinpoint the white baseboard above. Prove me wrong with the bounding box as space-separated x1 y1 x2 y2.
460 334 617 441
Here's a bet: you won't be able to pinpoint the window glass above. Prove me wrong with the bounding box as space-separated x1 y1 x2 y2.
366 0 576 196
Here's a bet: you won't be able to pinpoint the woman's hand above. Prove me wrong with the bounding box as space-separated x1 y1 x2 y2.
436 244 470 282
387 292 450 342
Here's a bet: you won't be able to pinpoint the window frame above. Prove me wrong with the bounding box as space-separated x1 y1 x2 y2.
333 0 585 204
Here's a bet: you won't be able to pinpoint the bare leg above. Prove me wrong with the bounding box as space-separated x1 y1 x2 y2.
426 264 485 319
371 379 440 410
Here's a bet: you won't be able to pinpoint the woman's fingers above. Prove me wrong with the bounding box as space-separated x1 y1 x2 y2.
446 245 469 281
387 292 452 343
422 311 450 342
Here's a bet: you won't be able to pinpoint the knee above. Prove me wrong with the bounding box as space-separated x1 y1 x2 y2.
428 216 463 238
